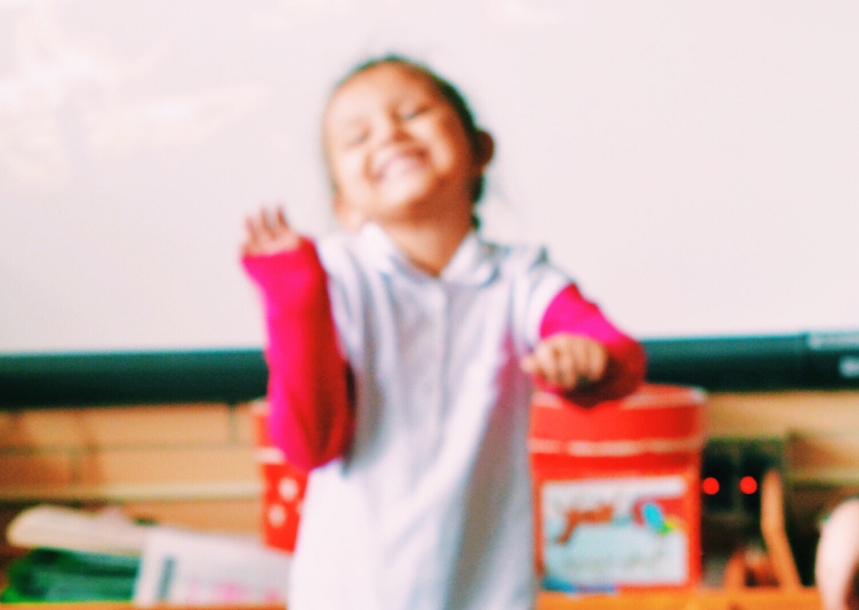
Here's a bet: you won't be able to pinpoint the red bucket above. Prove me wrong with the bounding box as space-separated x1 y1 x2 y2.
251 401 308 553
529 384 706 592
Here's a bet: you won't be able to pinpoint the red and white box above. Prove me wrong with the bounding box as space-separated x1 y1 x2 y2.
250 401 308 553
529 384 706 592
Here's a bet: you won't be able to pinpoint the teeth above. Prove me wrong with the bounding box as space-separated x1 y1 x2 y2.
384 156 421 178
379 152 423 180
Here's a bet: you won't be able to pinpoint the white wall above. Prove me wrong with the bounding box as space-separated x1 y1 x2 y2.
2 0 857 354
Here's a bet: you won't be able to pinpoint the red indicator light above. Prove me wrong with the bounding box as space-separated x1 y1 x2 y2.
702 477 720 495
740 476 758 495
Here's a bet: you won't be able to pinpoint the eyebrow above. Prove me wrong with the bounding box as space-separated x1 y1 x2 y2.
325 106 368 136
332 116 367 130
325 81 441 132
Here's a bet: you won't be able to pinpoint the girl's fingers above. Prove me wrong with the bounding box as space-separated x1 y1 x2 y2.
555 340 577 388
534 341 562 385
521 342 563 386
533 337 578 388
572 339 594 386
242 205 303 255
520 354 538 375
265 205 300 242
244 216 259 243
259 207 277 240
275 207 290 232
587 342 609 382
522 335 611 391
242 215 265 254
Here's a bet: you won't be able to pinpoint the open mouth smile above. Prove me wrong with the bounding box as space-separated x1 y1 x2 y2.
374 148 428 182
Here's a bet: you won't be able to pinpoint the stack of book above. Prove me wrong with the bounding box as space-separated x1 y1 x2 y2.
3 504 292 606
2 505 147 603
2 548 140 603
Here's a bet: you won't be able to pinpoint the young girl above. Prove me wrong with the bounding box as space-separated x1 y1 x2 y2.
242 56 646 610
816 497 859 610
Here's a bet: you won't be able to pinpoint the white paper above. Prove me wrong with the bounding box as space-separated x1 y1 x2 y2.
7 504 148 557
133 527 290 607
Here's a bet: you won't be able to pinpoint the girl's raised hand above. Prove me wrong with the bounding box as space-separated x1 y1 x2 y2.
241 207 302 257
520 334 610 391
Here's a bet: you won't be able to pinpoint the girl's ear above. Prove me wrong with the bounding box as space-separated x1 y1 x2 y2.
474 130 495 170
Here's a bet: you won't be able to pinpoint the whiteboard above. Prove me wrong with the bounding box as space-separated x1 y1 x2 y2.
2 0 858 355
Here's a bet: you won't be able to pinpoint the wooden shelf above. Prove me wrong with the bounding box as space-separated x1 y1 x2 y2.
539 587 820 609
0 588 822 609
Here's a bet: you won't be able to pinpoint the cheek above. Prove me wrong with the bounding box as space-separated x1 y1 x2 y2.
331 151 368 191
432 121 477 170
441 114 473 146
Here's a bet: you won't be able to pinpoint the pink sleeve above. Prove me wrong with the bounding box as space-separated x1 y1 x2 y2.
242 239 353 471
539 284 647 406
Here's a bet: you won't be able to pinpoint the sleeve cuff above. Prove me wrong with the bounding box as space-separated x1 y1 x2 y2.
241 239 328 308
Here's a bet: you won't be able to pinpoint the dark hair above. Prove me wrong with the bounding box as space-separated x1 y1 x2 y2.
330 54 488 227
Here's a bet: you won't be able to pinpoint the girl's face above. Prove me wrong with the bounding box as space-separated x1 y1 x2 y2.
324 63 490 229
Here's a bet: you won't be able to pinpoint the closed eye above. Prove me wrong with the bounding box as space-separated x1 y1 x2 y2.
400 105 429 120
343 129 369 147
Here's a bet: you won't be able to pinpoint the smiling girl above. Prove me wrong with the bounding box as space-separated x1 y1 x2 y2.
241 55 646 610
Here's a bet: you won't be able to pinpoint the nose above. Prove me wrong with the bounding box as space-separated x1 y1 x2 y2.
375 111 407 145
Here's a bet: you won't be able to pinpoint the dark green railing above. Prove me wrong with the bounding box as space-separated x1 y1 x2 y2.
2 332 858 408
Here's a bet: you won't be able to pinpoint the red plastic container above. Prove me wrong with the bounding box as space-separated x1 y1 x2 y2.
529 384 706 592
251 401 308 553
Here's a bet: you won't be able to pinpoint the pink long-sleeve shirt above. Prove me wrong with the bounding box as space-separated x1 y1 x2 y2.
243 236 645 472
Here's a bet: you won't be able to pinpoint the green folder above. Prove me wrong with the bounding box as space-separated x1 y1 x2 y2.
1 548 139 603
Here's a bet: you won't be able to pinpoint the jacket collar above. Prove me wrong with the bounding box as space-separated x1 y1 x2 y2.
358 222 498 286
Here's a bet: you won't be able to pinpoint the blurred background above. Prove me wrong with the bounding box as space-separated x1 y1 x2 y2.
2 0 857 355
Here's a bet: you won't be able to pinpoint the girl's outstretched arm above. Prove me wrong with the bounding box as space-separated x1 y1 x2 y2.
241 209 353 471
528 284 647 406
